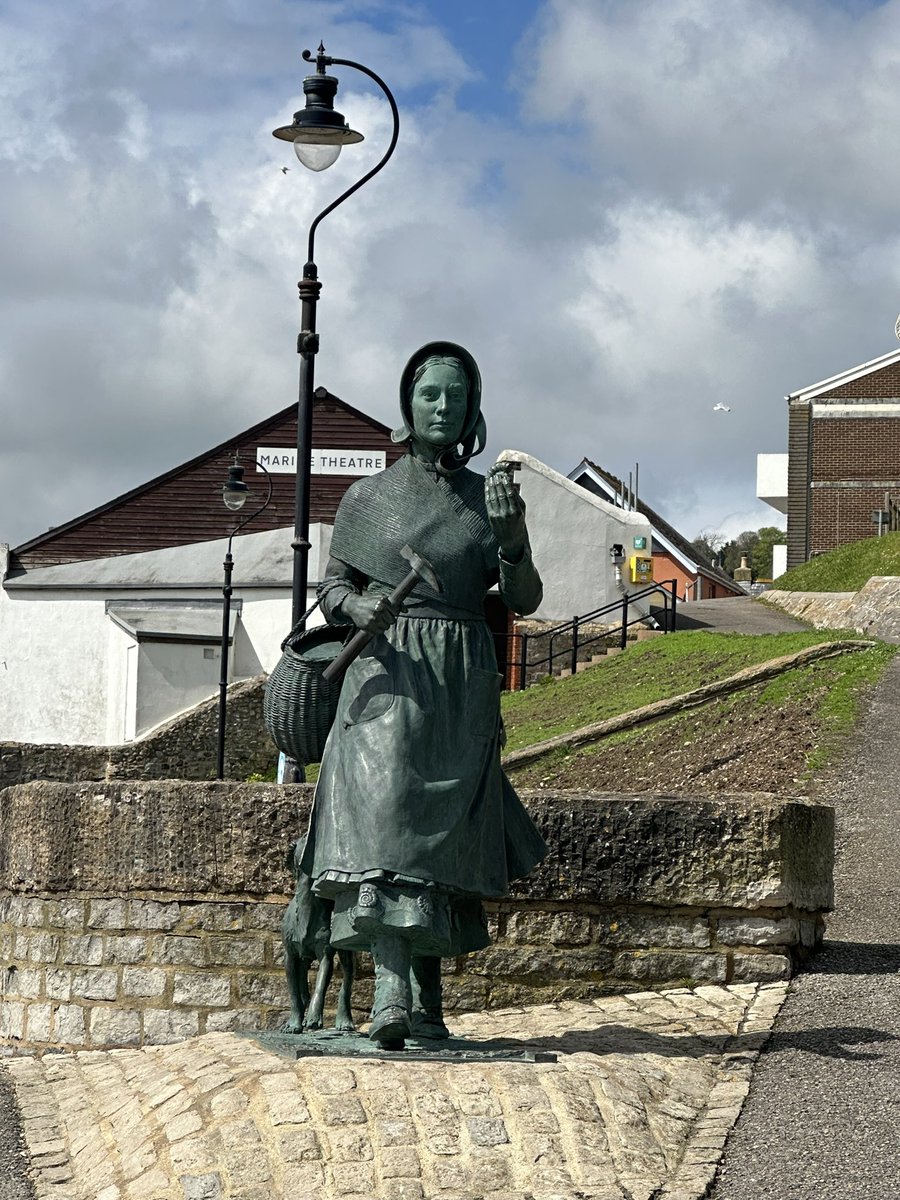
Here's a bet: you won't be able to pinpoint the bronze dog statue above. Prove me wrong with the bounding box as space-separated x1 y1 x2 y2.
280 841 355 1034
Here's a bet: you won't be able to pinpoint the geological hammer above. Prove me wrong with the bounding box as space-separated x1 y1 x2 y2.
322 543 441 682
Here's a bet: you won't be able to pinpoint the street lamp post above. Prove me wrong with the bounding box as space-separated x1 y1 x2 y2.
217 454 273 779
273 44 399 631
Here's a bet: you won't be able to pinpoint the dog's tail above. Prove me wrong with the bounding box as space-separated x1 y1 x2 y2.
284 840 299 875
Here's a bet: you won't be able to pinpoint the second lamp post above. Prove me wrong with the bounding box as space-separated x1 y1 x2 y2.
217 454 272 779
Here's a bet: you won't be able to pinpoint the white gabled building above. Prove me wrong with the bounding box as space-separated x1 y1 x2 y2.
509 451 654 621
0 526 331 746
568 459 745 600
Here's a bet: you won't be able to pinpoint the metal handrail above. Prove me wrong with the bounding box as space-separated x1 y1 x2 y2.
504 579 678 690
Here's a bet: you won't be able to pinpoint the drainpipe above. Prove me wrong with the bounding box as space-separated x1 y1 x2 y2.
610 543 626 591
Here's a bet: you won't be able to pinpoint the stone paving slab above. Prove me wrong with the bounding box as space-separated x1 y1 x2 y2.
6 982 787 1200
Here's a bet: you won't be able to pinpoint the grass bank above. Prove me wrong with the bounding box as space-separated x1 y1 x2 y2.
257 630 893 790
501 629 868 754
774 531 900 592
505 635 896 795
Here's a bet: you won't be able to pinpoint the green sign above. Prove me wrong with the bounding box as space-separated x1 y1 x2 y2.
633 536 647 550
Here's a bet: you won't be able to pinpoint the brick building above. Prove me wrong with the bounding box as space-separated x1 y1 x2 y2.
761 349 900 568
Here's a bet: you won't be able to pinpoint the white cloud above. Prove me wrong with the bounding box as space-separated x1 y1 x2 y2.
527 0 900 231
6 0 900 558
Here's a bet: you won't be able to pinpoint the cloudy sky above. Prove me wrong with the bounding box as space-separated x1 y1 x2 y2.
4 0 900 551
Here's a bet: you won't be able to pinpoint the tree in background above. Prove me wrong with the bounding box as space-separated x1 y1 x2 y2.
690 529 726 566
751 526 787 579
691 525 786 579
721 530 759 575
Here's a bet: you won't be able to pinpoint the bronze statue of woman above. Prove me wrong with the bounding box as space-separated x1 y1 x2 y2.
300 340 546 1050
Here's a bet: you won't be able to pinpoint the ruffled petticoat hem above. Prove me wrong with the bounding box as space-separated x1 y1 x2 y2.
314 871 491 957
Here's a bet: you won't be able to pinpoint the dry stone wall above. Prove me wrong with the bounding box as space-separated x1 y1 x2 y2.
0 676 277 791
0 781 834 1050
764 577 900 643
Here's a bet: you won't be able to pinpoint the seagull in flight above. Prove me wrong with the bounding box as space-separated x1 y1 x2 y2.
281 166 290 174
712 403 731 412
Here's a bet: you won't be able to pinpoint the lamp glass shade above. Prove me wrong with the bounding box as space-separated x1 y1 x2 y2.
222 486 248 512
223 458 250 511
293 139 342 171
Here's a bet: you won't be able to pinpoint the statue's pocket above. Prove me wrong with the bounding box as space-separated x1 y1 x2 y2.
466 668 503 740
343 651 395 726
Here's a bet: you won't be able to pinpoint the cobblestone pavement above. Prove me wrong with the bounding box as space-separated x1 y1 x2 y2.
3 982 786 1200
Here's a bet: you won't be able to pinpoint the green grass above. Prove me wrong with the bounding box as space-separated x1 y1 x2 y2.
508 640 897 791
277 630 887 783
758 641 896 772
774 531 900 592
500 629 863 753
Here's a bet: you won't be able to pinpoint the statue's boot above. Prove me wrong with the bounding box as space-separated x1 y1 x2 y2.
369 934 412 1050
410 954 450 1040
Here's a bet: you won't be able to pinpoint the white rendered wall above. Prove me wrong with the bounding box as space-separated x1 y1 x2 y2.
106 620 134 744
235 591 325 677
0 568 114 745
772 544 788 580
135 641 223 738
0 524 333 746
757 453 789 515
508 452 654 622
0 583 320 746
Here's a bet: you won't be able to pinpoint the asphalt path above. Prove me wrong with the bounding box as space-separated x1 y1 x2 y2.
0 1054 33 1200
711 653 900 1199
674 596 809 634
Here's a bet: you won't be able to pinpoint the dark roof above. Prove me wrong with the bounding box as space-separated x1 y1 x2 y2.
11 384 400 571
572 458 745 595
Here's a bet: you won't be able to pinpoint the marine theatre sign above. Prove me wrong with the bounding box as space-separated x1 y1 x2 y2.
256 448 387 476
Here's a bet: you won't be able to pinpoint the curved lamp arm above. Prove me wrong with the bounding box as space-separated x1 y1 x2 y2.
302 49 400 268
227 461 274 553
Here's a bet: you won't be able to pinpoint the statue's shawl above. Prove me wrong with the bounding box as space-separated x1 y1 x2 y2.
328 454 499 612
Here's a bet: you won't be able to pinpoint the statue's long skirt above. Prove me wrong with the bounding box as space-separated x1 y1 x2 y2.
300 612 547 955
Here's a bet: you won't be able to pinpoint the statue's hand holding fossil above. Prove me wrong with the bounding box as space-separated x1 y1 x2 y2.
485 461 526 562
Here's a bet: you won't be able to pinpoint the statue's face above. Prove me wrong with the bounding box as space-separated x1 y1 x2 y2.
410 363 468 448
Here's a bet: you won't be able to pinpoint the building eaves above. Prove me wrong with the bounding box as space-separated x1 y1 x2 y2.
570 458 744 595
5 524 330 590
786 347 900 404
11 388 389 558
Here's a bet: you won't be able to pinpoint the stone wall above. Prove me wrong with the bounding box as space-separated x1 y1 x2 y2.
0 676 277 791
764 577 900 643
0 781 834 1050
512 619 628 686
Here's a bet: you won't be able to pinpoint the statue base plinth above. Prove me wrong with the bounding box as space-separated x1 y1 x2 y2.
238 1027 557 1063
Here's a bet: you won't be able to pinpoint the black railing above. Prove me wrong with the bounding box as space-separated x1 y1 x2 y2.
505 580 678 690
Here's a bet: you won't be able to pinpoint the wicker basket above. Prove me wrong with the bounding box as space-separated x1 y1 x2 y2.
263 614 349 766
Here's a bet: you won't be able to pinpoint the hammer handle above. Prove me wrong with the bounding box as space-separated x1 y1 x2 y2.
322 567 420 683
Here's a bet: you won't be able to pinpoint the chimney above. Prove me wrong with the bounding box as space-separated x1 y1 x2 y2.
733 554 752 585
